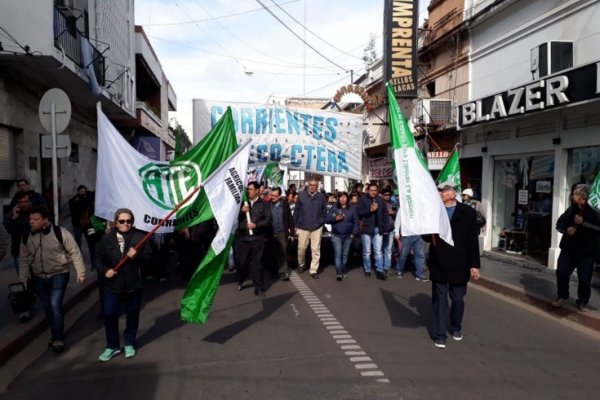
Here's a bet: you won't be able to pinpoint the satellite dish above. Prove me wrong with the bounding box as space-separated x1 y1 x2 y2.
39 88 72 134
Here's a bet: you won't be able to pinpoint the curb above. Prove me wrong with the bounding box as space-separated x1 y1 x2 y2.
473 276 600 333
0 280 98 367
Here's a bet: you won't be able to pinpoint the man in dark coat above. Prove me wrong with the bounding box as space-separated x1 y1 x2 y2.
357 183 393 280
425 181 480 349
265 187 295 281
552 184 600 311
235 181 272 296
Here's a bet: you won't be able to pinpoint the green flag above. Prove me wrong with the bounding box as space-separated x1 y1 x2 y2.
172 107 238 230
388 84 453 245
181 141 251 323
589 170 600 212
435 148 462 195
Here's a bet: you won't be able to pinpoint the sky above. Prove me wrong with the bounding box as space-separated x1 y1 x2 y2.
134 0 430 138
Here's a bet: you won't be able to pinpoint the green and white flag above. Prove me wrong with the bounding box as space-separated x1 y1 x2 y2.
436 148 462 202
388 84 453 245
181 140 251 324
95 104 238 232
589 170 600 212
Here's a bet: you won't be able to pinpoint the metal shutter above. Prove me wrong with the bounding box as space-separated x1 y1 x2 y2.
0 126 16 180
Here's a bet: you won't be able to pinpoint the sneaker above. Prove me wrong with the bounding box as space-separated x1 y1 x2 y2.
124 345 136 358
364 272 372 278
19 311 31 323
415 276 430 282
236 283 243 292
159 277 167 284
310 272 319 279
279 273 290 281
552 297 567 307
375 271 387 281
451 330 463 341
297 266 306 274
336 274 343 281
98 348 121 362
395 272 403 279
434 339 446 349
52 340 65 353
576 300 590 312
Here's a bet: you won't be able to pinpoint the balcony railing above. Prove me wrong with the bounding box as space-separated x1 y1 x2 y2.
53 6 105 85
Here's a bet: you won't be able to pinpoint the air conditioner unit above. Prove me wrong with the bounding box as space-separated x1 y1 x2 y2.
530 41 573 78
419 99 454 125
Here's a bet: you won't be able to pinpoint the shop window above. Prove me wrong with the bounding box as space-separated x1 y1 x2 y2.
492 155 554 265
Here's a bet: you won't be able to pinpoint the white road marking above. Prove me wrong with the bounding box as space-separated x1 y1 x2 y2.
290 273 389 383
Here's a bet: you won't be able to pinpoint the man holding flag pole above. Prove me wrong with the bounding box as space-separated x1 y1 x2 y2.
387 83 480 349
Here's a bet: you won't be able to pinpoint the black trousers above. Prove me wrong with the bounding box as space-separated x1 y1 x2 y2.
236 239 265 291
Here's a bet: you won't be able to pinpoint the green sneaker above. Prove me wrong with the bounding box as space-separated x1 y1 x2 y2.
98 348 121 362
124 345 136 358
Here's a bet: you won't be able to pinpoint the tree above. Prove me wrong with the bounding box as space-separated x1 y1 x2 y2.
362 33 378 68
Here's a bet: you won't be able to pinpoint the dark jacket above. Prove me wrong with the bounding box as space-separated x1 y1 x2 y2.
556 203 600 255
68 191 95 228
293 190 327 231
269 199 295 239
236 198 272 241
3 210 30 258
357 194 393 234
424 202 481 284
95 228 152 293
325 205 359 236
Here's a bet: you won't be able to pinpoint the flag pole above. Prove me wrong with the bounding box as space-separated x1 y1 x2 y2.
112 183 203 272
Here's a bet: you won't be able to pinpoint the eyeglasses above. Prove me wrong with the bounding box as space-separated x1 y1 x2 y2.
117 219 133 224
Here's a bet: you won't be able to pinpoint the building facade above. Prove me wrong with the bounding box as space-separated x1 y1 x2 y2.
458 0 600 268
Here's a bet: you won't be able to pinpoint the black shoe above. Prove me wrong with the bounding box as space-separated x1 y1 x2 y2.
336 274 343 281
376 271 387 280
298 266 305 273
19 311 31 323
310 272 319 279
364 272 371 278
236 283 243 291
254 289 265 297
52 340 65 353
280 273 290 281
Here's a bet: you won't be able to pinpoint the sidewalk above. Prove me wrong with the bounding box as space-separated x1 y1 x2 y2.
1 251 599 367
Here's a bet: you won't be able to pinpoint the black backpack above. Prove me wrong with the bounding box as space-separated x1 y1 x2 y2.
22 224 66 251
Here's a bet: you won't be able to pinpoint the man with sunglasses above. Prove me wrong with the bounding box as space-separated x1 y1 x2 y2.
96 208 152 361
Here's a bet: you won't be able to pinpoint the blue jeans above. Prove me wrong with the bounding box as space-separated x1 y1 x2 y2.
431 282 467 341
382 232 394 271
331 234 352 274
396 235 426 279
33 272 70 341
361 228 383 273
104 289 143 349
556 252 596 304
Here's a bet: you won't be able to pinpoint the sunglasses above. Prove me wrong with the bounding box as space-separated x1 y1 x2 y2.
117 219 133 224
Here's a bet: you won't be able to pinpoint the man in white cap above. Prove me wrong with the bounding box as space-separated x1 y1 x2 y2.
462 188 486 230
424 180 481 349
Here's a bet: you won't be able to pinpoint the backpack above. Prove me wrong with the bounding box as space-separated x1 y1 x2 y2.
22 225 66 252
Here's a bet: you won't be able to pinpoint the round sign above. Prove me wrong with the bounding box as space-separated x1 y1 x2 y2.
39 88 72 134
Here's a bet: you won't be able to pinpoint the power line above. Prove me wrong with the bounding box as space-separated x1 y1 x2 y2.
141 0 299 26
269 0 362 60
254 0 349 73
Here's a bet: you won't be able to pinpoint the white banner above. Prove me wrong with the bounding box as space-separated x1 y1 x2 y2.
96 104 178 233
193 99 363 179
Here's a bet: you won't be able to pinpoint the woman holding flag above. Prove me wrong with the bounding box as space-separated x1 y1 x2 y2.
95 208 152 362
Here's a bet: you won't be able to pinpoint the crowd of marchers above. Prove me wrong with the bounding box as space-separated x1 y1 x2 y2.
1 176 598 356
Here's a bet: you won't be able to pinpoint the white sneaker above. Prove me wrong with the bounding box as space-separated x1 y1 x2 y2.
552 297 567 307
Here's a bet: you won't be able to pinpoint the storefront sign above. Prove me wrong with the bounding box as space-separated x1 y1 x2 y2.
536 180 552 193
192 99 363 179
427 151 449 170
518 190 529 205
458 61 600 129
368 157 393 179
383 0 419 97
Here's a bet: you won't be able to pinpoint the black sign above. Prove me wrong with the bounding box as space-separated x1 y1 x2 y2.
458 61 600 129
383 0 419 97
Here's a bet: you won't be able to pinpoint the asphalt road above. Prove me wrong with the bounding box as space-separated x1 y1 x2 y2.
2 265 600 400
